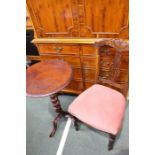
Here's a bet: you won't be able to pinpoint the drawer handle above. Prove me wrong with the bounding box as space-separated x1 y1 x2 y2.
53 47 63 53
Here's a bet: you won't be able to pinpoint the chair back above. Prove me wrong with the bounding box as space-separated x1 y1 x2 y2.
95 39 129 96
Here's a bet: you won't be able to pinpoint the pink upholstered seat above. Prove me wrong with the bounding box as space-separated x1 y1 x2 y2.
68 84 126 135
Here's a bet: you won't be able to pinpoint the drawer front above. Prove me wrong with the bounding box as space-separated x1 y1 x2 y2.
35 55 63 61
38 55 81 67
65 80 84 91
62 56 81 67
82 56 97 68
38 44 80 55
82 45 97 55
72 68 96 82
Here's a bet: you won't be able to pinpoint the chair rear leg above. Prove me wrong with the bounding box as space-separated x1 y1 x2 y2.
72 116 80 131
108 134 116 151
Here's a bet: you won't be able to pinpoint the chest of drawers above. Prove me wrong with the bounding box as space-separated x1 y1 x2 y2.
27 38 129 94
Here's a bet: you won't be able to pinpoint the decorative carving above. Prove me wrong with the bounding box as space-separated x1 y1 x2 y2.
71 0 80 36
100 46 111 55
95 39 129 51
27 0 128 38
110 51 122 81
95 38 129 95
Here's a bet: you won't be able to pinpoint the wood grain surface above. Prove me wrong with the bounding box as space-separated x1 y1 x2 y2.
26 59 72 97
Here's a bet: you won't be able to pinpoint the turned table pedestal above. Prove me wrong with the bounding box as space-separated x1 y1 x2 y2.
26 59 73 137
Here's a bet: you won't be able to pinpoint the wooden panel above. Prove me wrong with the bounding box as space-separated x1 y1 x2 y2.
65 80 84 91
82 45 97 55
27 0 128 38
72 68 82 80
82 56 97 68
38 44 80 55
27 0 78 37
73 68 96 81
62 55 81 67
81 0 129 38
85 81 94 89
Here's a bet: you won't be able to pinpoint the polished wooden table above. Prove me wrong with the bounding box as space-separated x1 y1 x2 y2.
26 59 75 137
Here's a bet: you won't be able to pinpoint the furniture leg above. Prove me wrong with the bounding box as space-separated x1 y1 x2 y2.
108 134 116 151
72 116 80 131
49 113 62 137
50 94 63 114
50 94 73 137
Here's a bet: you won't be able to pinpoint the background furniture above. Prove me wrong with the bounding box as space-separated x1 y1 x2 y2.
26 9 39 66
68 39 128 150
26 59 74 137
26 30 39 56
26 0 129 94
26 29 40 66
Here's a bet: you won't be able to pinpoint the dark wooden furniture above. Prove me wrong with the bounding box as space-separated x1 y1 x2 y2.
26 0 129 94
26 59 73 137
96 39 129 96
68 39 129 151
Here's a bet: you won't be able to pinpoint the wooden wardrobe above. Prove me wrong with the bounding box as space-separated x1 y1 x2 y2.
26 0 129 94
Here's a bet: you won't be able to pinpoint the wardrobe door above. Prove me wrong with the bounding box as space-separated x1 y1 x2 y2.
27 0 80 38
79 0 129 38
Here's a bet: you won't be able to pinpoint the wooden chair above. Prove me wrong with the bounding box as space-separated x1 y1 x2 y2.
68 39 129 151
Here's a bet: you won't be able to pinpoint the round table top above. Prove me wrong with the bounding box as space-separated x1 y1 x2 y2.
26 59 72 97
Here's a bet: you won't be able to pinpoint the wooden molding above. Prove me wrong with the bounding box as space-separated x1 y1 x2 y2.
32 38 128 45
